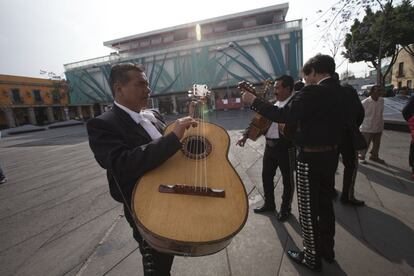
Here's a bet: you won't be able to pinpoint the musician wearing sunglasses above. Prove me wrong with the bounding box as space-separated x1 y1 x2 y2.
237 75 296 222
87 63 197 275
242 54 345 272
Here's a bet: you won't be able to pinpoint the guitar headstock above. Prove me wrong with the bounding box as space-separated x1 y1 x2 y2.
262 79 273 93
238 81 256 95
188 84 211 99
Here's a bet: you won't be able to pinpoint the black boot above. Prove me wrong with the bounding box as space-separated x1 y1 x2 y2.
253 203 275 213
287 250 322 272
277 206 291 221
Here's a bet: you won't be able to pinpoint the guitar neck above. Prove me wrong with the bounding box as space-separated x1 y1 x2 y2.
190 100 208 120
239 80 272 99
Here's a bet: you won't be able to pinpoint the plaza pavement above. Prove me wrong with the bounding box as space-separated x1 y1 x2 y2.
0 109 413 276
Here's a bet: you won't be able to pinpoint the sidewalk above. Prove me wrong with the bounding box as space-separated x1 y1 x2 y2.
0 112 413 275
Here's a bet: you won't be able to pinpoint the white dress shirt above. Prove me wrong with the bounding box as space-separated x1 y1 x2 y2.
114 101 162 140
360 97 384 133
265 94 293 139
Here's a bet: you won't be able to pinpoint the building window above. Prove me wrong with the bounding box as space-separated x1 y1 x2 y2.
273 12 284 22
398 62 404 77
139 40 150 47
243 19 257 28
174 30 188 41
256 13 274 26
163 35 173 43
213 24 227 33
408 80 412 89
151 37 162 45
33 90 42 103
12 89 22 104
227 20 243 31
52 91 60 103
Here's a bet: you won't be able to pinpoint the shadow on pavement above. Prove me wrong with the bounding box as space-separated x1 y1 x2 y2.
358 163 414 196
335 203 414 269
357 205 414 268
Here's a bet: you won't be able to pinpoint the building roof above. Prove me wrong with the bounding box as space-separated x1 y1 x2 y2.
0 74 64 86
103 3 289 49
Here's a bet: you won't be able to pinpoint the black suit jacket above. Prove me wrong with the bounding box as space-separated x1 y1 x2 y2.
403 95 414 121
251 77 344 146
341 84 367 150
87 105 181 205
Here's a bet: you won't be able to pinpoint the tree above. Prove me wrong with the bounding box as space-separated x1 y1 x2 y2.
342 0 412 87
394 0 414 56
308 0 396 73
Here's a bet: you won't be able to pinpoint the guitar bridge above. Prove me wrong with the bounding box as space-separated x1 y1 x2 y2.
159 184 225 198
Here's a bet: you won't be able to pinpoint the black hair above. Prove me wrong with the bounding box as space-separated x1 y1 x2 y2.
294 80 305 91
109 63 144 96
275 75 294 92
302 54 336 76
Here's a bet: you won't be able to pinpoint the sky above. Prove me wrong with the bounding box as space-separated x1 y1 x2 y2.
0 0 370 79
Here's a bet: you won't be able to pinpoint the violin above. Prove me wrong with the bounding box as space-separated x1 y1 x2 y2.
238 80 273 141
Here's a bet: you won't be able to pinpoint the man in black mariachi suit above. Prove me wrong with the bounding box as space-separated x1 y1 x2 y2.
237 75 296 222
333 73 367 206
242 55 344 271
87 63 197 276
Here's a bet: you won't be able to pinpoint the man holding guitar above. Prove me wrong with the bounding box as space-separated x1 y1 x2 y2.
237 75 296 222
241 55 344 272
87 63 197 275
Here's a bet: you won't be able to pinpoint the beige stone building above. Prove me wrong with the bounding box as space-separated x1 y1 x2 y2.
392 45 414 90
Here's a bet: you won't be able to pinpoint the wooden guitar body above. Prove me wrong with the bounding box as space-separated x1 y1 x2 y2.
247 114 272 141
238 80 274 141
132 121 248 256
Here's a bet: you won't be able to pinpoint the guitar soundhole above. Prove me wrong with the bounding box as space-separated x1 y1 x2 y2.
181 136 212 160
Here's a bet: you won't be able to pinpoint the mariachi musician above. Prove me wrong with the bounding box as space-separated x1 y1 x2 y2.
237 75 296 222
87 63 197 275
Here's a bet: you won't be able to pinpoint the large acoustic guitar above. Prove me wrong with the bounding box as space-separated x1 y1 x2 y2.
132 84 248 256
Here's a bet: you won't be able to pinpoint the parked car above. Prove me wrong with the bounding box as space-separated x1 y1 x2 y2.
359 84 375 97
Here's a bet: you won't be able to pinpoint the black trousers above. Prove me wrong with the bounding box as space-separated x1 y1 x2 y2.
338 139 359 200
124 205 174 276
262 142 295 211
296 149 337 269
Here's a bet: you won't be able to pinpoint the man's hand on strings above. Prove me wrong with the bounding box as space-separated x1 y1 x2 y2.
172 116 198 139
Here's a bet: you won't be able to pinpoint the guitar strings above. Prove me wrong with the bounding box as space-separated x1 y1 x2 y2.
196 103 200 189
191 95 209 191
194 101 199 190
202 100 208 190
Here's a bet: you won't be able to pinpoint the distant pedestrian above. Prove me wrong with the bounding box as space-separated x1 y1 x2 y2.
402 94 414 178
0 164 7 184
359 85 385 164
